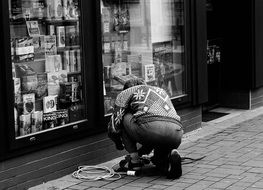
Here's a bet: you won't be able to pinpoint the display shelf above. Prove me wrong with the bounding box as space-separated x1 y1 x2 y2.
13 58 46 64
15 118 87 140
9 18 45 25
68 71 81 75
44 19 79 24
57 45 80 52
10 18 79 26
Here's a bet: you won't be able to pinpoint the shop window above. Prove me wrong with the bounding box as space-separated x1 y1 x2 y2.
101 0 187 115
9 0 86 138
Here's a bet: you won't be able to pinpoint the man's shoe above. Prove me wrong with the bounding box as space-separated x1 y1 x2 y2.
128 160 144 171
167 149 182 179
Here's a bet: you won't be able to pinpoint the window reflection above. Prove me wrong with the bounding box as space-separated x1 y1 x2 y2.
101 0 186 115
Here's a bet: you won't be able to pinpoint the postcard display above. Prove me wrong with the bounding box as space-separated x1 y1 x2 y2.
101 1 186 114
10 0 85 138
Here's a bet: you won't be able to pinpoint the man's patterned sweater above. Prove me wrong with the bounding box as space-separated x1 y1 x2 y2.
108 85 181 136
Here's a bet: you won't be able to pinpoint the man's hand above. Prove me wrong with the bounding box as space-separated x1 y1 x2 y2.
115 141 124 150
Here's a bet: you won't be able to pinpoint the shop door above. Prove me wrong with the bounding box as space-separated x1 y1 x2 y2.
203 38 222 111
203 0 223 112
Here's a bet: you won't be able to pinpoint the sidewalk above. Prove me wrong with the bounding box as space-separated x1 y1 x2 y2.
29 106 263 190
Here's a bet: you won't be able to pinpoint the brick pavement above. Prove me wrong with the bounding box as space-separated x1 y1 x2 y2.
29 107 263 190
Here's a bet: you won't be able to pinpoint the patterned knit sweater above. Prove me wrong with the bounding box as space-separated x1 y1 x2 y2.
108 85 181 136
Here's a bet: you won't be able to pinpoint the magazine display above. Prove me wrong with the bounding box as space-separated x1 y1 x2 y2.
11 0 84 137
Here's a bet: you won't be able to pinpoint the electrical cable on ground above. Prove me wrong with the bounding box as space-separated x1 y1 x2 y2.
72 155 206 181
72 165 123 181
181 156 206 164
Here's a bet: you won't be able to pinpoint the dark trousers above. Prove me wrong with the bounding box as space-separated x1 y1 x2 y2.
122 113 183 160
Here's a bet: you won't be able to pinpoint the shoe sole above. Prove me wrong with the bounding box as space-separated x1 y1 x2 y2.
167 150 182 179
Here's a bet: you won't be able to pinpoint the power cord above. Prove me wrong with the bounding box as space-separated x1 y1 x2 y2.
181 156 206 165
72 156 206 181
72 165 122 181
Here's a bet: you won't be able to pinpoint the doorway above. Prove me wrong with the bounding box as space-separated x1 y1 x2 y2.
203 0 223 112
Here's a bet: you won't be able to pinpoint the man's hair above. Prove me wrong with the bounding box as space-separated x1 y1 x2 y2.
123 78 146 90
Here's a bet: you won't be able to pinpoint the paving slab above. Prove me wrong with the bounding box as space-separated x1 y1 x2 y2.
29 106 263 190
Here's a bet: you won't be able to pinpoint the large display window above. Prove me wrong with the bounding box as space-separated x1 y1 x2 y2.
100 0 187 115
9 0 86 139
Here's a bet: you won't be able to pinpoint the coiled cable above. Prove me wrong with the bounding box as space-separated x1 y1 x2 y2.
72 165 122 181
72 156 206 181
